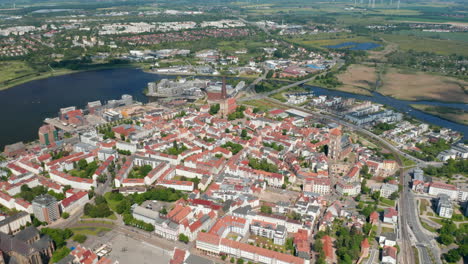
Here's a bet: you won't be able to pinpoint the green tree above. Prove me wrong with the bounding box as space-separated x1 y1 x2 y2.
438 234 454 245
62 212 70 219
178 234 189 244
266 70 274 79
389 192 399 200
241 129 247 138
73 234 87 243
444 248 461 262
51 247 71 263
260 205 272 214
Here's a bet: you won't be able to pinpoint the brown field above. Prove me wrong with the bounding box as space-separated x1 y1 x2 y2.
380 68 468 103
335 64 377 95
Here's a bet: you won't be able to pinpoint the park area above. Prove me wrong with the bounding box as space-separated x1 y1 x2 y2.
379 68 468 103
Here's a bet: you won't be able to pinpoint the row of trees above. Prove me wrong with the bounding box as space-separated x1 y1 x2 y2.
424 159 468 178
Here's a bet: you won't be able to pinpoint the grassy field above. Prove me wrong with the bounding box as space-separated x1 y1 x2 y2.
380 68 468 103
391 30 468 43
0 61 74 90
242 99 287 112
104 192 120 212
70 226 112 236
381 226 395 234
419 199 430 213
0 60 150 91
379 197 396 207
335 64 377 95
410 104 468 125
379 34 468 56
82 213 117 220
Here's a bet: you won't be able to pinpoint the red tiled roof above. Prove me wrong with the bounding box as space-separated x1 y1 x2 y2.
61 191 87 208
170 248 186 264
220 238 304 264
322 235 333 259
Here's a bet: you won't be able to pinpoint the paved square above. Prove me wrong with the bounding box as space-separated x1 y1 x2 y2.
87 232 171 264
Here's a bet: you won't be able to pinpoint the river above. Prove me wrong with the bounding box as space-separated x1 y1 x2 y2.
0 68 466 149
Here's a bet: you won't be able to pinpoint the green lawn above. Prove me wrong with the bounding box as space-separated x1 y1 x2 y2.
381 226 395 234
380 197 396 207
82 213 117 220
421 221 437 232
104 192 120 212
242 100 284 112
419 199 430 213
269 92 287 102
429 217 446 225
70 226 112 236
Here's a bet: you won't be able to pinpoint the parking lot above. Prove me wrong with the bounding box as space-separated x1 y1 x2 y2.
86 231 171 264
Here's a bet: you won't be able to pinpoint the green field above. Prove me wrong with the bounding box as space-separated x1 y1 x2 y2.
392 30 468 43
379 34 468 56
0 61 58 90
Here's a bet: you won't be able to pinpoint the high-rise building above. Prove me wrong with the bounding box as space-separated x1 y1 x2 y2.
38 125 58 146
32 194 60 224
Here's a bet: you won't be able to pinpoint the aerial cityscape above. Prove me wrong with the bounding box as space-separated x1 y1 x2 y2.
0 0 467 264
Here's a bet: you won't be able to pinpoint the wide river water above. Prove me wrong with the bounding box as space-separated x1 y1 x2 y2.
0 68 466 149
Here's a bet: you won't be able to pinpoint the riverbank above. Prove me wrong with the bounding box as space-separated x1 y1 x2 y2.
410 104 468 126
305 79 374 96
0 62 151 91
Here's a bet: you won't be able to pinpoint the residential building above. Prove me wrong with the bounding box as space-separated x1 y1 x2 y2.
32 194 60 224
436 194 453 218
381 246 397 264
380 183 399 199
428 182 458 200
0 212 31 235
38 125 59 146
250 220 287 245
